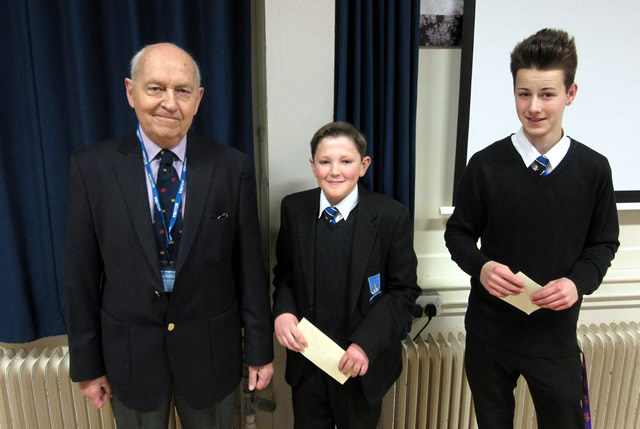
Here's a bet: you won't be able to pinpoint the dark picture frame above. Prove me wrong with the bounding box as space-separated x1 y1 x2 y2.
419 0 464 48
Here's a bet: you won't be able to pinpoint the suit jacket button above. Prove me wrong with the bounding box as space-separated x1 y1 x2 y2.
167 323 175 331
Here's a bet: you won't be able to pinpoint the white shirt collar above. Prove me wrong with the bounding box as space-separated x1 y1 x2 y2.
318 186 359 222
140 127 187 163
511 127 570 173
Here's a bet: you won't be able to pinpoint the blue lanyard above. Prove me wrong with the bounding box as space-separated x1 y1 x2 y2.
136 125 186 248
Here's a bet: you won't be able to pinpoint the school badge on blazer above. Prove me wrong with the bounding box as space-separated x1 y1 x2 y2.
368 273 382 303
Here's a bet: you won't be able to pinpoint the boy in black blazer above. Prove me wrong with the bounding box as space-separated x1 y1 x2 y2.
273 121 420 428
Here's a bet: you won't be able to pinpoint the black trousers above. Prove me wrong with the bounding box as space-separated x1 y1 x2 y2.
291 363 381 429
465 334 584 429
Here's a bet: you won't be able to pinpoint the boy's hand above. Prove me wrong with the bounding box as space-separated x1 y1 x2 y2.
480 261 525 297
531 277 578 311
274 313 308 352
339 343 369 377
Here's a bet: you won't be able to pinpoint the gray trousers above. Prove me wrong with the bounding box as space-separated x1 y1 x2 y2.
111 385 238 429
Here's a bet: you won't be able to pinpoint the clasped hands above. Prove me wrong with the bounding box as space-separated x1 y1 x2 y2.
480 261 578 311
275 313 368 377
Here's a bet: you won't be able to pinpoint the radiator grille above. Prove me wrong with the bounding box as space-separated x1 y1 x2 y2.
0 346 116 429
0 344 251 429
2 323 639 428
379 322 640 429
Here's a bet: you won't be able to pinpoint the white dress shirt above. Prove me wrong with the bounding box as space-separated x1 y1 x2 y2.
317 186 359 223
511 127 570 174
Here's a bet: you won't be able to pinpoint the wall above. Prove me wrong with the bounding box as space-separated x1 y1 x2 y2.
412 47 468 334
260 1 336 427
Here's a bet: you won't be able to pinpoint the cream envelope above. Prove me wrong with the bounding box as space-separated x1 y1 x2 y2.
297 318 350 384
499 272 544 315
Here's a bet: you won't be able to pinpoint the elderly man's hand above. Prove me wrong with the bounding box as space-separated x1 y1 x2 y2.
78 375 112 409
248 362 274 391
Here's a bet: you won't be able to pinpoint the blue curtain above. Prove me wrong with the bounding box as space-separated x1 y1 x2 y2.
0 0 253 343
334 0 420 215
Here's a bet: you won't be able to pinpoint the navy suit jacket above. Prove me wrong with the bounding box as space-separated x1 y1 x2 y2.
65 131 273 411
272 185 420 405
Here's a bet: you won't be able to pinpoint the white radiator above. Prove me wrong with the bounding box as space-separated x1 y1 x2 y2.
0 345 186 429
379 322 640 429
2 324 639 428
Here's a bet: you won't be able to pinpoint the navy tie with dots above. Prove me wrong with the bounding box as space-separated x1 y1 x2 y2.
530 155 549 176
154 149 183 264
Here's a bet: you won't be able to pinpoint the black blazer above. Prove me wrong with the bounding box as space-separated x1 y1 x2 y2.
65 131 273 411
272 185 420 405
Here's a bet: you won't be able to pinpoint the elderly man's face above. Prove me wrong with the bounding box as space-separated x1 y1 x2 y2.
125 44 204 148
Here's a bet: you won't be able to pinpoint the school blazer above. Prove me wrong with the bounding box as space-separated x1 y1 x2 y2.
272 185 420 405
65 131 273 411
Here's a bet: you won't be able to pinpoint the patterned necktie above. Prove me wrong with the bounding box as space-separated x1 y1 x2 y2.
530 155 549 176
323 206 339 224
154 149 183 263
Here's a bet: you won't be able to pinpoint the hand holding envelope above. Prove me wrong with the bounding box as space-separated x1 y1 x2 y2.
499 272 544 314
296 318 352 384
276 316 368 384
274 313 308 352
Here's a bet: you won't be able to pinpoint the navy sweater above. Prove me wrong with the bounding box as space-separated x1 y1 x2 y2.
445 136 619 358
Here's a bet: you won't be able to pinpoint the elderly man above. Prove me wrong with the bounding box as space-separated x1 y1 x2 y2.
65 43 273 428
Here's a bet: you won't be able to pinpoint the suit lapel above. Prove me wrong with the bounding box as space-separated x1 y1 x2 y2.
114 134 162 283
175 134 214 272
349 186 378 310
297 189 320 307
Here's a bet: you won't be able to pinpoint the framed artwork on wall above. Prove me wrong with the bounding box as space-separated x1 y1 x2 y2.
419 0 464 47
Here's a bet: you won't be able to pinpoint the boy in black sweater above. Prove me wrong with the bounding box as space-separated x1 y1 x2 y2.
273 121 420 428
445 29 619 428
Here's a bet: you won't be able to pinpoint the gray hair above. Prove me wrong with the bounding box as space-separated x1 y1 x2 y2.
129 43 202 88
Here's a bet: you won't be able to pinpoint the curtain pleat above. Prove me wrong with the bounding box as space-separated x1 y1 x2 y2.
334 0 420 215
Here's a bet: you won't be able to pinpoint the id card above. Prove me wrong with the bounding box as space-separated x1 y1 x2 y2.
160 268 176 293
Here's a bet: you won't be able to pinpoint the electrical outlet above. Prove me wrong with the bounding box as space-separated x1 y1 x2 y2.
416 291 441 317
